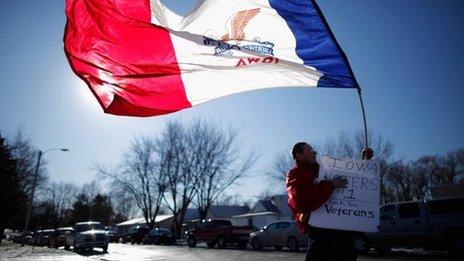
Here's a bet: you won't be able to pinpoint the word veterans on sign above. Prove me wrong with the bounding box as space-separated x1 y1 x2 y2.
324 204 375 219
309 156 381 233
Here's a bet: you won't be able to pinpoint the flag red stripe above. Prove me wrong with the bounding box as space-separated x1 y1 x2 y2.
64 0 191 116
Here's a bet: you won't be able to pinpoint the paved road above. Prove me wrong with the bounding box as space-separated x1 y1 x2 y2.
0 242 460 261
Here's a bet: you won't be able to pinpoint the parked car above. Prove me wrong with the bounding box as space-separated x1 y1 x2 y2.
65 221 108 252
49 227 73 249
186 219 256 249
33 229 55 246
143 228 176 245
122 226 149 244
105 226 119 243
8 233 20 242
354 197 464 255
23 232 34 245
8 234 21 242
249 221 308 251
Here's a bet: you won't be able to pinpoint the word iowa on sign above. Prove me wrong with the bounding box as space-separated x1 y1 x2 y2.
309 156 380 233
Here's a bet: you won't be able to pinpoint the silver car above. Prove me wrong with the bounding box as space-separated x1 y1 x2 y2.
65 221 108 252
249 221 308 251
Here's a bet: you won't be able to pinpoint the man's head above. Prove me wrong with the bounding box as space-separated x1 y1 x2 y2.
291 142 317 164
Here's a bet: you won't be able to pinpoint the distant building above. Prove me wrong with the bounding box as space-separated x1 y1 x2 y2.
231 194 293 229
431 183 464 199
181 205 250 235
184 205 251 222
115 214 173 235
117 205 251 237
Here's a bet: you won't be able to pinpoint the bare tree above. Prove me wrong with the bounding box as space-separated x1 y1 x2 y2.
98 136 166 228
323 130 394 162
404 149 464 201
447 148 464 182
158 120 257 236
7 130 48 196
266 150 293 185
108 189 140 220
158 121 195 237
187 120 257 220
384 161 415 201
429 151 462 185
410 163 432 200
44 182 78 227
80 180 101 201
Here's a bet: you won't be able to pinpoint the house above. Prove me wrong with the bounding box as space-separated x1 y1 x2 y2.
430 183 464 199
207 205 250 219
183 205 250 222
231 194 293 229
115 214 174 235
181 205 250 236
117 205 250 237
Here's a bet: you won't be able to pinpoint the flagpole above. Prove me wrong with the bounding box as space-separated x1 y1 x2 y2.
356 87 368 148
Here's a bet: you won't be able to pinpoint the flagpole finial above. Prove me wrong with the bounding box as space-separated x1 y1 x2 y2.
361 147 374 160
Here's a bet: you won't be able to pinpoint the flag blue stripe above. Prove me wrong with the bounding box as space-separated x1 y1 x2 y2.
268 0 358 88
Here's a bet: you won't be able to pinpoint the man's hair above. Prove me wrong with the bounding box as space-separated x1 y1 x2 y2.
291 142 308 159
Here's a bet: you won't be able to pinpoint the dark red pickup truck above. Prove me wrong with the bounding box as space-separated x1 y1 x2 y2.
186 219 256 249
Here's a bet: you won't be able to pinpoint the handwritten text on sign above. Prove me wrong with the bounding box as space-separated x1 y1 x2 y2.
309 156 380 232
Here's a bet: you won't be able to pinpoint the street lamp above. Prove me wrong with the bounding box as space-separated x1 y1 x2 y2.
22 147 69 245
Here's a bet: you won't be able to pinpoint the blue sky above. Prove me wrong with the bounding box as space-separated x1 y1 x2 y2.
1 0 463 200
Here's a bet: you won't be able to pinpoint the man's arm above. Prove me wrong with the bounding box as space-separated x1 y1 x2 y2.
287 171 334 214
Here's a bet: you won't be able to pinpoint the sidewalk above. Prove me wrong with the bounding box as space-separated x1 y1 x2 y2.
0 241 77 260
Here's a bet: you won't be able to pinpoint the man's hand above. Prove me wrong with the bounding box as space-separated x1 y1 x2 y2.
327 175 348 189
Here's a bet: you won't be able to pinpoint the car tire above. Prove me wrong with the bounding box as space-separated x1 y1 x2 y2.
216 235 226 249
73 241 80 253
103 245 108 252
354 235 370 254
238 241 247 250
251 237 261 250
64 243 70 250
207 241 216 248
187 236 197 248
287 237 299 252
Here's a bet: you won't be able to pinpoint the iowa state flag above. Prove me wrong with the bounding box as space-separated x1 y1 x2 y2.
64 0 358 117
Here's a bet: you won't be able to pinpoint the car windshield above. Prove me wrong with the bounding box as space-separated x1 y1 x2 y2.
128 227 137 232
75 223 104 232
264 223 278 231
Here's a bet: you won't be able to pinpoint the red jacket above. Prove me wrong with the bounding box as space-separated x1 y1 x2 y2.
286 161 334 234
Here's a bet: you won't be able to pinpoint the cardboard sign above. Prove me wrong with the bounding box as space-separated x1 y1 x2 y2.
309 156 380 232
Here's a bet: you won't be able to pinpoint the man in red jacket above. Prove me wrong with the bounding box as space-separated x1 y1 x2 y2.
286 142 355 261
